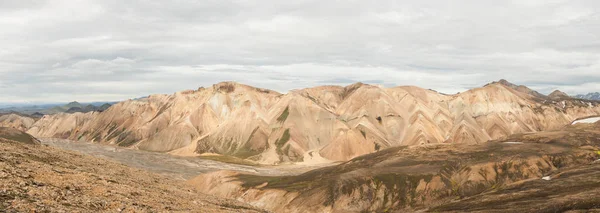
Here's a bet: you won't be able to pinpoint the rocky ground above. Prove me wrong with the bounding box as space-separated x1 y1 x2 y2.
430 122 600 212
0 133 267 212
431 161 600 212
2 120 600 212
188 122 600 212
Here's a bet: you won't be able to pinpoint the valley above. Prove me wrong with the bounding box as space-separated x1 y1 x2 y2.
1 80 599 212
40 138 332 180
8 80 600 166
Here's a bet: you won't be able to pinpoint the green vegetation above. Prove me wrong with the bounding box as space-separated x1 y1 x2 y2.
77 132 86 140
277 107 290 123
275 129 291 155
116 133 138 147
106 124 125 141
305 94 317 103
369 173 434 208
118 139 138 147
232 128 263 159
432 162 600 212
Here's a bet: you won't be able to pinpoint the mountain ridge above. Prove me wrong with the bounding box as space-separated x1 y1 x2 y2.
575 92 600 100
4 80 600 164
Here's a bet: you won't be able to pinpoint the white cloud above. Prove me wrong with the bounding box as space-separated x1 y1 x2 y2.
0 0 599 103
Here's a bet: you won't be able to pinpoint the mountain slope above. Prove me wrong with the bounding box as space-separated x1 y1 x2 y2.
0 127 40 145
188 122 600 212
0 130 266 212
9 80 600 164
0 113 36 131
431 162 600 212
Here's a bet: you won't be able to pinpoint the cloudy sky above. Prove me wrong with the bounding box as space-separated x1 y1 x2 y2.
1 0 600 103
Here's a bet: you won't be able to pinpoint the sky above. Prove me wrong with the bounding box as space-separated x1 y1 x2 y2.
1 0 600 103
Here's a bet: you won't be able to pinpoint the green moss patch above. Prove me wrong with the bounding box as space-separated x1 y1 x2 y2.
277 107 290 123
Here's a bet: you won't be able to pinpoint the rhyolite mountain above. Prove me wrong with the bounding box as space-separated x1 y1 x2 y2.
5 80 600 164
0 113 36 131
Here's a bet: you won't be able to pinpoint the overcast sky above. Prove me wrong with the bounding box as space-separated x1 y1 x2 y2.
1 0 600 103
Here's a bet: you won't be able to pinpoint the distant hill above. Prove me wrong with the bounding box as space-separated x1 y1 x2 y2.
48 101 114 114
575 92 600 100
0 127 40 145
0 114 37 131
548 90 571 100
0 101 115 115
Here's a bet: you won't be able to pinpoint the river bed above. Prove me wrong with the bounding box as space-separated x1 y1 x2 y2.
40 138 332 180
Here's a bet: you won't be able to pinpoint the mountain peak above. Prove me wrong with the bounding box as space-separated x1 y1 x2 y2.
485 79 518 88
345 82 365 89
497 79 514 86
548 90 570 100
65 101 83 108
211 81 280 95
487 79 547 99
213 81 239 93
339 82 367 99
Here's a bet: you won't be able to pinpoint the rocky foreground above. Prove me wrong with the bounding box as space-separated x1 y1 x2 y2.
0 128 267 213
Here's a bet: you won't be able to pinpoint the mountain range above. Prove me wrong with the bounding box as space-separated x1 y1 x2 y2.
2 80 600 165
575 92 600 100
1 79 600 212
189 120 600 212
0 101 113 116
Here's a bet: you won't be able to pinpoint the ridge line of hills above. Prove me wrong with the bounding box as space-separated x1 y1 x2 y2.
0 101 113 117
1 79 600 165
575 92 600 100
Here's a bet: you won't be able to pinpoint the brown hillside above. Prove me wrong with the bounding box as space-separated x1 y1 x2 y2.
188 122 600 212
11 80 600 164
0 136 266 212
